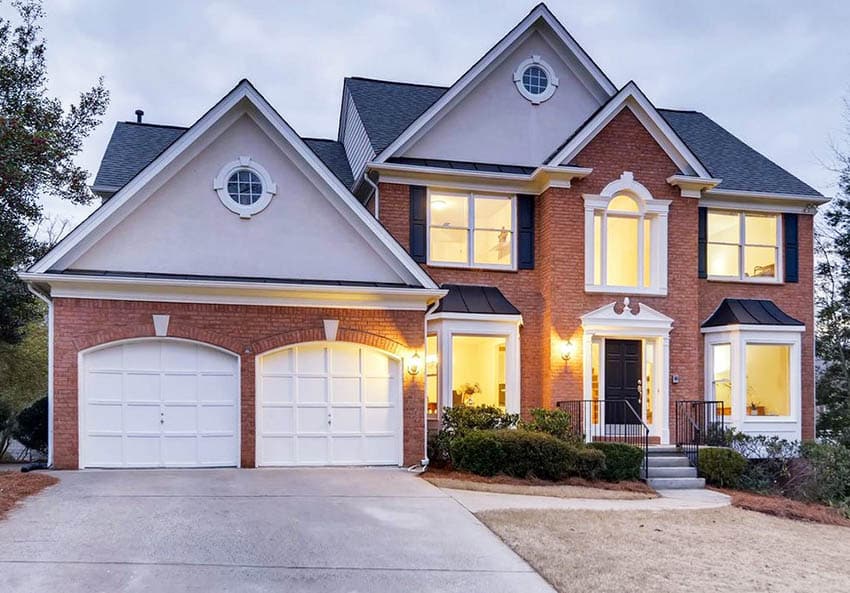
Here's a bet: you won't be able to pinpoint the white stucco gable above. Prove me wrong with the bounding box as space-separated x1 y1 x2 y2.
374 4 616 167
29 81 437 291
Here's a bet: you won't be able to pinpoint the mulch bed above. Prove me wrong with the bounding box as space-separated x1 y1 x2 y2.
424 466 656 494
714 487 850 528
0 471 59 520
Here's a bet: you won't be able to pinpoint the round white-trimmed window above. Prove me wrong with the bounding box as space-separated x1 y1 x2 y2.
513 56 559 104
213 156 277 219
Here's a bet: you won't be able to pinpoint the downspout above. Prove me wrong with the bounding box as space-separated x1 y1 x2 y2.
363 171 380 219
420 299 441 468
26 284 54 469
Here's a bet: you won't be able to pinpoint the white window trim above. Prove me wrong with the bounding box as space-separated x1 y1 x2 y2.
513 55 559 104
213 156 277 219
584 172 670 296
426 188 517 271
426 316 522 417
703 325 803 430
706 209 783 284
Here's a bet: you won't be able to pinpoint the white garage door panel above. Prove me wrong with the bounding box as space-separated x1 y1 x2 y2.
81 340 239 468
258 342 401 466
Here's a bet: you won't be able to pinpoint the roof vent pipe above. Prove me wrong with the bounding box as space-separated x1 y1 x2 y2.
135 109 144 123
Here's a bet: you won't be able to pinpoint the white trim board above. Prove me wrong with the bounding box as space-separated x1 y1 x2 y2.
27 80 437 291
547 81 712 179
372 4 615 164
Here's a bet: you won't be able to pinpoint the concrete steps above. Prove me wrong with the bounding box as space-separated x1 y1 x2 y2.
642 446 705 490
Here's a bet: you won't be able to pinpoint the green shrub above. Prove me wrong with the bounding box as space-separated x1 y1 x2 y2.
795 441 850 504
441 405 519 433
698 447 747 488
521 408 582 445
587 442 644 481
449 429 602 481
574 447 606 480
12 396 48 454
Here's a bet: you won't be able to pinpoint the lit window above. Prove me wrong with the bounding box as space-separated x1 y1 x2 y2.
426 335 439 417
428 192 514 269
711 343 732 417
707 211 780 280
451 335 507 409
745 344 791 416
592 194 650 288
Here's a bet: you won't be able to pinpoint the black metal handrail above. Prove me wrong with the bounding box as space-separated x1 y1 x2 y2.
675 400 726 471
555 399 650 478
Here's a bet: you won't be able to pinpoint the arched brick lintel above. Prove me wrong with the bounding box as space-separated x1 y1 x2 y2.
251 327 410 357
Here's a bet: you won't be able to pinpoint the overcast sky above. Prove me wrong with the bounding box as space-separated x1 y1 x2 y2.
12 0 850 226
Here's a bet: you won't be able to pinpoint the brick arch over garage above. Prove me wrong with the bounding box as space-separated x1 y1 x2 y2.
70 323 240 354
250 326 409 357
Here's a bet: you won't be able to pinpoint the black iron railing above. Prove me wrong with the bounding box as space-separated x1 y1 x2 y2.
556 399 650 476
674 400 726 470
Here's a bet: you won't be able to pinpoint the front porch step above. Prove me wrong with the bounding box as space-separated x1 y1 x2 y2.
645 477 706 490
647 445 682 456
644 455 692 468
642 466 698 479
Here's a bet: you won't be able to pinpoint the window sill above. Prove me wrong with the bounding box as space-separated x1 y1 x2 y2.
741 415 796 423
706 276 783 285
427 262 518 273
584 284 667 297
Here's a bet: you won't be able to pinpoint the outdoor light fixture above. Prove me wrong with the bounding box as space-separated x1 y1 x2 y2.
559 340 575 361
407 352 422 376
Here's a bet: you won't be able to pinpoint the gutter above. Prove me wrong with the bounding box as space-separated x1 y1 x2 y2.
26 283 54 469
362 170 380 218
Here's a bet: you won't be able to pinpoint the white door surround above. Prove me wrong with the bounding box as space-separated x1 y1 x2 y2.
79 338 240 468
580 299 673 443
256 341 403 466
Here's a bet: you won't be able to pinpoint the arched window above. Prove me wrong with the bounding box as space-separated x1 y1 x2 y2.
584 172 670 295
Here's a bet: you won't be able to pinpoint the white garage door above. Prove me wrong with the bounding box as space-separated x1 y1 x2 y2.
257 342 401 466
81 339 239 468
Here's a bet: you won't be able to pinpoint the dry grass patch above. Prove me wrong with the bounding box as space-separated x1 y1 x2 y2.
423 468 656 500
0 471 59 520
716 488 850 527
479 506 850 593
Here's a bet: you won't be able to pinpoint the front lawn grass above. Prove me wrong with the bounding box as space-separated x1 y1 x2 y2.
478 507 850 593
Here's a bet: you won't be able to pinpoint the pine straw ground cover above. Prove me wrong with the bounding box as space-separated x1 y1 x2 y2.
715 488 850 527
422 467 657 500
478 507 850 593
0 471 58 520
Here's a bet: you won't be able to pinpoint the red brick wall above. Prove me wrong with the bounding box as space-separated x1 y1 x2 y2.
52 298 426 469
375 107 815 439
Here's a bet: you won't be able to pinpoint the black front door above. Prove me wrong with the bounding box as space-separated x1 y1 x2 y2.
604 339 642 425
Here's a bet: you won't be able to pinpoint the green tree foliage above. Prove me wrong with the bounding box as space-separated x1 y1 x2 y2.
816 105 850 446
0 0 109 343
0 317 46 457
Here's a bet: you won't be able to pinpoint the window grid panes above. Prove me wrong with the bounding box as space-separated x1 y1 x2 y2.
428 192 514 268
521 65 549 95
707 211 780 280
227 169 263 206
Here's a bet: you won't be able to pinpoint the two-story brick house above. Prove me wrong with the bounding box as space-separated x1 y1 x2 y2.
22 4 826 469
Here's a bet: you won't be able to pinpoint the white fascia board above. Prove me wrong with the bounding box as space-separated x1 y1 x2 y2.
368 162 591 194
19 273 447 311
372 4 615 164
547 82 712 179
29 80 438 291
702 188 830 212
701 324 806 335
666 175 722 198
426 312 524 325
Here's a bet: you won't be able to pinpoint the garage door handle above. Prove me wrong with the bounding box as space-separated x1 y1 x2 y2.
328 413 332 426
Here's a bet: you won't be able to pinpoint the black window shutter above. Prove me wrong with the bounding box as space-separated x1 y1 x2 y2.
517 194 535 269
698 207 708 279
409 186 427 263
783 213 799 283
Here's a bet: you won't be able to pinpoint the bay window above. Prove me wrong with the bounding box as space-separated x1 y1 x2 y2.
428 191 515 269
707 211 781 281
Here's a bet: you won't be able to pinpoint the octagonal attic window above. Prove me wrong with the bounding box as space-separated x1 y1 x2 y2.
228 169 263 206
514 56 559 104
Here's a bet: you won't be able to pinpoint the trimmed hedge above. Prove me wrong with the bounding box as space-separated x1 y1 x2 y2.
699 447 747 488
520 408 582 446
449 429 605 481
587 442 644 482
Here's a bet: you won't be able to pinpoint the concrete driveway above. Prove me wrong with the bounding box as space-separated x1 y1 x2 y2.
0 468 554 593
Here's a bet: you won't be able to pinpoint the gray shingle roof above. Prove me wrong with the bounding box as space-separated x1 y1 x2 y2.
92 122 186 192
434 284 521 316
702 298 803 328
93 124 356 193
302 138 354 188
344 77 447 153
387 157 536 175
659 110 821 196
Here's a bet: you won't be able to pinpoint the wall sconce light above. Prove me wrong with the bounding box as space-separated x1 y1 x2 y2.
559 340 575 361
407 352 421 376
